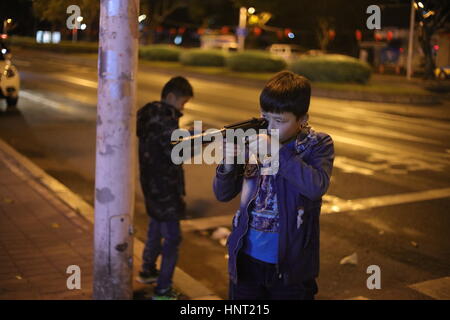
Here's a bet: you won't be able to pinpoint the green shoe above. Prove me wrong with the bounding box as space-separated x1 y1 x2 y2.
152 287 179 300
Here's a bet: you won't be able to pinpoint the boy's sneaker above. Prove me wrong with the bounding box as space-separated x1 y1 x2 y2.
152 287 179 300
136 269 159 284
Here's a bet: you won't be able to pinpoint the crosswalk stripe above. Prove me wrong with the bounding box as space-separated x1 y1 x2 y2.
322 188 450 214
312 117 441 145
408 276 450 300
181 188 450 232
181 214 233 232
345 296 371 300
329 133 450 166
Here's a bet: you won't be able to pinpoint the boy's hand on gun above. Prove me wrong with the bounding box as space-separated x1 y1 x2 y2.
220 140 243 173
248 133 280 164
220 133 280 173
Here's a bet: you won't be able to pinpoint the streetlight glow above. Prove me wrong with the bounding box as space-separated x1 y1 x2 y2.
418 2 424 8
423 10 435 18
77 16 84 22
174 35 182 45
81 24 87 30
138 14 147 23
248 7 256 15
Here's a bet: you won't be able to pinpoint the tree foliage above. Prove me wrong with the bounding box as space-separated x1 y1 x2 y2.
33 0 99 29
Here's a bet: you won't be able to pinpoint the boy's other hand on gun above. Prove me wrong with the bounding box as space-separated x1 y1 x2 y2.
248 133 279 163
220 141 243 173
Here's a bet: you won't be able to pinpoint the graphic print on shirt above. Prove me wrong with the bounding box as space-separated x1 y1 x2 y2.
249 174 279 233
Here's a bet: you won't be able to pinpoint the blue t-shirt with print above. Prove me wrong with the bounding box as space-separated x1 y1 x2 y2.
242 173 279 264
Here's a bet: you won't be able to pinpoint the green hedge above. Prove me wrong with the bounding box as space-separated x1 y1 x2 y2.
227 50 287 72
139 44 181 61
289 54 372 83
8 36 98 53
180 49 226 67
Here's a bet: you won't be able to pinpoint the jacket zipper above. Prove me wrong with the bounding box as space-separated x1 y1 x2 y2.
234 185 259 254
233 173 261 272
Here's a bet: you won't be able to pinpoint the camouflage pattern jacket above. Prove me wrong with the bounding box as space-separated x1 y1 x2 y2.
137 101 185 221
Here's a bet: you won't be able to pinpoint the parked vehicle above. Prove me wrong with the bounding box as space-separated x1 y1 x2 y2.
0 42 20 107
268 44 303 60
435 66 450 80
200 34 238 53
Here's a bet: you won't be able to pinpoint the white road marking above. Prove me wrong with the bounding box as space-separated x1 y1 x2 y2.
334 156 378 176
409 276 450 300
181 188 450 231
21 90 73 112
345 296 370 300
181 215 233 232
334 153 447 176
312 117 442 145
321 187 450 214
20 90 92 118
329 133 450 166
12 59 31 67
50 74 98 89
183 102 450 169
312 99 450 132
367 152 446 173
20 70 98 89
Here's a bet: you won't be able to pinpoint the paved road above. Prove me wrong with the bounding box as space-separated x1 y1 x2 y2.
1 48 449 299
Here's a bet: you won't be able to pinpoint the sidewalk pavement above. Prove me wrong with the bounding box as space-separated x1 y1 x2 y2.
0 138 220 300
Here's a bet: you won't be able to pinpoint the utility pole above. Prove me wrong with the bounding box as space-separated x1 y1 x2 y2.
93 0 139 300
406 0 415 80
237 7 247 51
72 28 78 43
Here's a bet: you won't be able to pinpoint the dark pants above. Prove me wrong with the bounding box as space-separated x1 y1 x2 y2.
142 218 182 291
229 253 317 300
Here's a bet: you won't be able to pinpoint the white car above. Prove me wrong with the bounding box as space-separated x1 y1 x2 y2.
268 44 303 61
0 46 20 107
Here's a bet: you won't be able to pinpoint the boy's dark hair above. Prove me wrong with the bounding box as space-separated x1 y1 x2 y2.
161 76 194 100
260 71 311 118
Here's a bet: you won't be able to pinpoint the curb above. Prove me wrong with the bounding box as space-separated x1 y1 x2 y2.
0 137 221 300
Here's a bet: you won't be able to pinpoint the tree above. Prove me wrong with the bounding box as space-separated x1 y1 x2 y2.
317 17 334 52
33 0 99 40
188 0 236 29
415 0 450 79
0 0 35 36
232 0 369 52
33 0 72 29
141 0 189 43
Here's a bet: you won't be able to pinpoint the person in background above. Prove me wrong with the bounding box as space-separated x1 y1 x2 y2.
136 76 193 300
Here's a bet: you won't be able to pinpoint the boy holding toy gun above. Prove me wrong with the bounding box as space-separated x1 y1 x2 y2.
213 71 335 300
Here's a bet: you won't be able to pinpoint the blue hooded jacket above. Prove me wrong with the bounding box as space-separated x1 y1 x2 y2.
213 128 334 285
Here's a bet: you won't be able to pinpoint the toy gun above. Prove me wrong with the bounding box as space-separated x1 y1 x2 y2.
171 117 268 146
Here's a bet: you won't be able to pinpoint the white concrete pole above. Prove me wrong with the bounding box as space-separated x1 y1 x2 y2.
93 0 139 300
238 7 247 51
406 0 415 80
